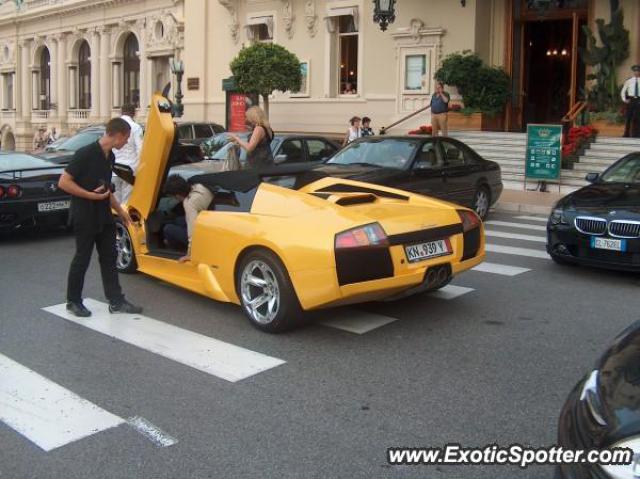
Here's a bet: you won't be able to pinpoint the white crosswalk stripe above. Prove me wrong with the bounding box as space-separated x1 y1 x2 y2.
472 262 530 276
485 243 550 259
429 285 475 300
485 230 546 243
43 299 285 383
322 310 398 334
0 352 125 451
515 215 548 223
485 220 547 232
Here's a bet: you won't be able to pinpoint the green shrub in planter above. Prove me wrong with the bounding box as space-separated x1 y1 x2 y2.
435 51 511 117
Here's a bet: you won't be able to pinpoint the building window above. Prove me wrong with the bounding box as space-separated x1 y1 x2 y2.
39 47 50 110
405 54 426 91
123 33 140 108
78 41 91 110
338 15 358 95
246 16 274 43
3 73 14 110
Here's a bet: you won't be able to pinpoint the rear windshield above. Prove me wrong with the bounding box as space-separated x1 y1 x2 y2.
0 154 55 172
54 131 102 152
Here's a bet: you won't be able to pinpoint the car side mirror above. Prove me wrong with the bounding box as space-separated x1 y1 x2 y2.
275 154 288 164
113 163 135 185
585 172 599 183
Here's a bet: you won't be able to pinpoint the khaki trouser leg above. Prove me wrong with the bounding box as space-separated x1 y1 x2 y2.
432 113 448 136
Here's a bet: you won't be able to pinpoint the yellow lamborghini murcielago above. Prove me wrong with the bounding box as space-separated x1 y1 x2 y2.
113 94 485 332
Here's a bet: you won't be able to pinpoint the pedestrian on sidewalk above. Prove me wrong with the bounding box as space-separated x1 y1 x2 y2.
32 126 47 152
228 106 274 168
48 127 59 144
361 117 374 137
343 116 361 146
113 104 144 203
431 82 450 137
58 118 143 318
621 65 640 138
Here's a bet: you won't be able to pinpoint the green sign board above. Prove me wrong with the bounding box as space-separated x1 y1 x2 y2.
525 124 562 180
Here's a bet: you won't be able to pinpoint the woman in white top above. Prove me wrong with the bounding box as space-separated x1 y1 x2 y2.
343 116 362 146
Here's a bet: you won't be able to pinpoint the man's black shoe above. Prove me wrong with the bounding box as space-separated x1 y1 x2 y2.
66 301 92 317
109 299 143 314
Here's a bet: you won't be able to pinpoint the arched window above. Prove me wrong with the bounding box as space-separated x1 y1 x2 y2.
123 34 140 108
78 41 91 110
39 47 50 110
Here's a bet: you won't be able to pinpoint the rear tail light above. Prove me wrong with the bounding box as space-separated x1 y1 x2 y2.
0 185 4 198
335 223 388 249
457 209 481 232
6 184 21 199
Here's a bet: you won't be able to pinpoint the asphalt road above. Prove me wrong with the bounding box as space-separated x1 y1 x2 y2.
1 211 638 479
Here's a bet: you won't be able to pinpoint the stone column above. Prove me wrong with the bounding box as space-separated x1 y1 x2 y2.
0 74 5 111
68 67 77 109
11 72 16 110
98 28 110 120
20 40 31 119
32 70 39 110
56 34 67 119
136 20 149 110
89 30 100 118
112 62 121 110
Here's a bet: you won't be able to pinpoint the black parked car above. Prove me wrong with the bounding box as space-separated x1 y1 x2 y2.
557 320 640 479
547 153 640 271
0 152 70 232
176 122 225 146
40 124 204 165
313 136 502 220
202 133 340 165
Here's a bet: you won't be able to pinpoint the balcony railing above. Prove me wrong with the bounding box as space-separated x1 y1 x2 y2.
32 109 51 121
68 109 90 121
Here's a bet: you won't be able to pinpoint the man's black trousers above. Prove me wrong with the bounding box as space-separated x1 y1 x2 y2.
67 223 124 304
624 98 640 137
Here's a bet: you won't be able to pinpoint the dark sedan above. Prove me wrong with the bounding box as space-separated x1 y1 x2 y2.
0 152 70 232
317 136 502 219
547 153 640 271
202 133 340 165
557 321 640 479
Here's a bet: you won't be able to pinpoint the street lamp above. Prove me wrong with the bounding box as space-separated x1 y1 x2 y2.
372 0 396 32
170 58 184 118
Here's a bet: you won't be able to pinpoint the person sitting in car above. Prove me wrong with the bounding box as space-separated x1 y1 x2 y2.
162 174 213 263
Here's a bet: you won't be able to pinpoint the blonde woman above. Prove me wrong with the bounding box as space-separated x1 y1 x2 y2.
229 106 274 168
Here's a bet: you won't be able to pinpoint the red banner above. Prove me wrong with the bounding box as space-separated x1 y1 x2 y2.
229 93 249 132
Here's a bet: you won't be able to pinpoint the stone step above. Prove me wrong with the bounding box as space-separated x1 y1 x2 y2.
474 150 525 159
453 138 526 147
580 150 625 160
590 143 640 152
575 156 618 165
572 163 611 173
594 137 640 145
487 159 523 167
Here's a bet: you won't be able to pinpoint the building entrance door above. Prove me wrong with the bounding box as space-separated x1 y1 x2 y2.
507 0 588 131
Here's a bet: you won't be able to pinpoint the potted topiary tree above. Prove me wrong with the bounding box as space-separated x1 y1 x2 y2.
230 43 302 118
434 51 511 131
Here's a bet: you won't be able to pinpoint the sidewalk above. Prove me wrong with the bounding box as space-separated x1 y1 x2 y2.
493 188 563 216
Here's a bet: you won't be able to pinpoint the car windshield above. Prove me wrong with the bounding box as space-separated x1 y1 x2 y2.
53 130 102 152
600 155 640 184
326 139 419 168
0 154 55 172
207 135 280 163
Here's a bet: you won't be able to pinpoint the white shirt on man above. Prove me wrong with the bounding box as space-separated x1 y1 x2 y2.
113 114 144 172
621 77 640 102
347 126 361 143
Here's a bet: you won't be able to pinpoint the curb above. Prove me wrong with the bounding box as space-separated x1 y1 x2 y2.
492 201 552 216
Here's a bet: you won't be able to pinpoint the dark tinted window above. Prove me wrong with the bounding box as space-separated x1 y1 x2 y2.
413 141 442 170
307 139 337 162
211 124 225 134
278 139 304 163
194 124 213 139
441 140 466 167
600 154 640 184
54 131 102 152
178 125 193 140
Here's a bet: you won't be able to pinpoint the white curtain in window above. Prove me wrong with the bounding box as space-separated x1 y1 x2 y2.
324 7 358 33
245 16 274 40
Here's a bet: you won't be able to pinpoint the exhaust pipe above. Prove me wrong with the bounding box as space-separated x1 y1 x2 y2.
426 269 438 287
436 266 449 285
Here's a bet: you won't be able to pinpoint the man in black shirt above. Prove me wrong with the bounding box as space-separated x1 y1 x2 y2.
58 118 143 317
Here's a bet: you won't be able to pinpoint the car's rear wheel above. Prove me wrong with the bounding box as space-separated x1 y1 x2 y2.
115 220 137 273
473 185 491 221
236 250 303 333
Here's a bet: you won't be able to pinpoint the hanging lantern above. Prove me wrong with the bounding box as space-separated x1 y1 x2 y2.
372 0 396 32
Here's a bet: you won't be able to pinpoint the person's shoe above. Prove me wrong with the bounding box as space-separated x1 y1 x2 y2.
66 301 92 317
108 299 143 314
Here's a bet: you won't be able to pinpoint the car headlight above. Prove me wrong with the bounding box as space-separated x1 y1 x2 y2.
550 207 567 225
580 370 607 427
599 437 640 478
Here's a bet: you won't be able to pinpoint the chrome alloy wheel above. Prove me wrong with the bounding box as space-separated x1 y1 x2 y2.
240 260 280 325
474 188 489 220
115 222 133 270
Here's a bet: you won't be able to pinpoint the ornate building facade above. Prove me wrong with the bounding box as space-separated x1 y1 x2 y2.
0 0 184 150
